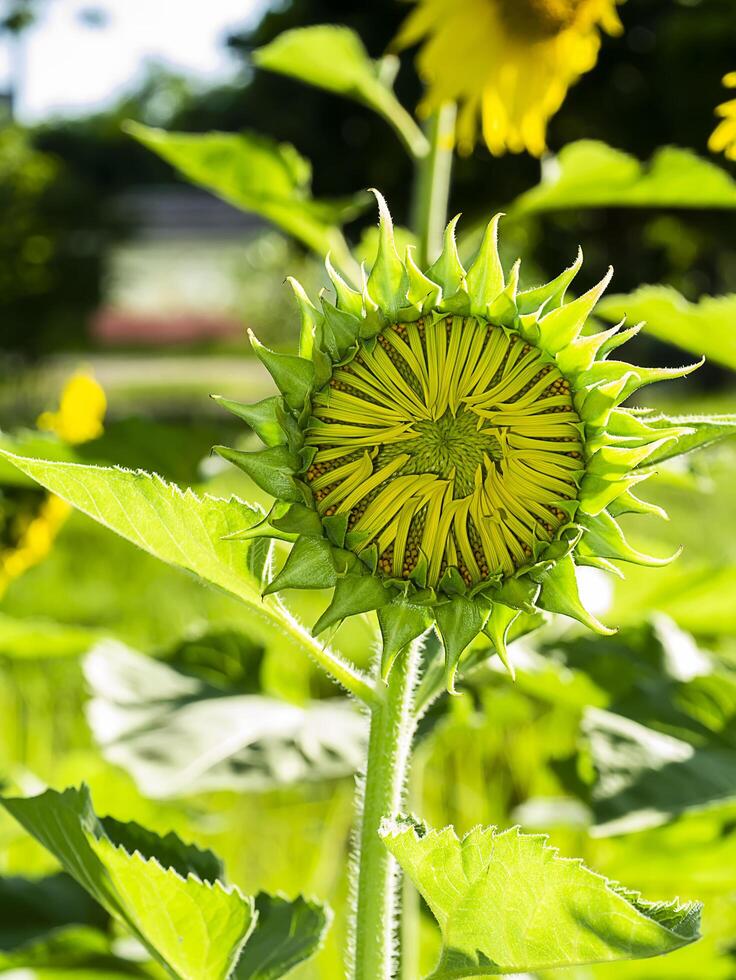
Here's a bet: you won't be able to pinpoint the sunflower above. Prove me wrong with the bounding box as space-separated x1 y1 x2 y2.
396 0 623 156
0 373 106 595
216 195 698 687
709 72 736 162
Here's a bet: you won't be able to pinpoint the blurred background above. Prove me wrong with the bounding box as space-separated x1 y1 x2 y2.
1 1 736 978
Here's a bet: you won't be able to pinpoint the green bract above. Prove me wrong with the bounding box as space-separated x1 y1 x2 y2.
217 194 700 687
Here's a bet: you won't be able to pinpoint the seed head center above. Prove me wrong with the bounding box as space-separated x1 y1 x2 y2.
496 0 585 39
305 316 583 588
401 409 502 498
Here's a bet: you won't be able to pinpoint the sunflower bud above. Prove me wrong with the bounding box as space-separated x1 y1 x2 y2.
217 195 699 686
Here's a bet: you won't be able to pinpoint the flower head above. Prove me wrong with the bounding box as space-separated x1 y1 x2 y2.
396 0 623 156
217 195 699 686
37 372 107 445
709 72 736 162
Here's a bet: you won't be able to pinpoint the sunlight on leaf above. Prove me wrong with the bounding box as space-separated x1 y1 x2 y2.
584 707 736 837
125 121 366 275
84 640 366 797
0 786 254 980
382 816 701 977
511 142 736 216
0 786 331 980
597 286 736 371
253 25 429 158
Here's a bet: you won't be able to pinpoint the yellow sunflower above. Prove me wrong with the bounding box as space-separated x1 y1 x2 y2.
0 373 106 595
709 72 736 162
396 0 623 156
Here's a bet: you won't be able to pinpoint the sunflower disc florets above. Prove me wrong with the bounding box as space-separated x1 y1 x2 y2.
216 194 699 686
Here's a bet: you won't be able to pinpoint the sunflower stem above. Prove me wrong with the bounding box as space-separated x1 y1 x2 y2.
351 640 421 979
411 101 456 266
268 595 380 705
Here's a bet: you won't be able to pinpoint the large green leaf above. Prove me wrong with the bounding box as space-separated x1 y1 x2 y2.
382 817 700 977
0 787 330 980
597 286 736 371
253 25 428 158
0 786 254 980
0 452 325 666
634 412 736 466
234 893 330 980
511 141 736 216
0 431 78 487
125 122 364 274
584 708 736 837
84 640 366 797
0 873 107 954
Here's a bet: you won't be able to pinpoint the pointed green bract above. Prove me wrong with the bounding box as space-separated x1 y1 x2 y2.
378 601 432 678
264 535 337 593
537 555 616 635
434 597 489 692
212 395 289 448
381 816 701 977
313 574 392 635
484 602 520 677
249 333 315 412
101 195 709 685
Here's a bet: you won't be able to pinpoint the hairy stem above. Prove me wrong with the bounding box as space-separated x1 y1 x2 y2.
351 642 421 979
411 101 457 266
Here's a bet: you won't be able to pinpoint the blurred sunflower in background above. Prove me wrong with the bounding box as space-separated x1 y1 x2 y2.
396 0 623 156
0 372 106 596
709 72 736 162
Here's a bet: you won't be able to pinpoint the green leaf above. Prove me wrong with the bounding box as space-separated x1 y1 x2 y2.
4 446 310 601
0 786 255 980
85 640 366 797
233 893 330 980
584 707 736 836
597 285 736 370
381 816 701 977
511 141 736 216
125 122 364 272
0 873 107 954
0 452 273 601
622 411 736 467
253 26 428 159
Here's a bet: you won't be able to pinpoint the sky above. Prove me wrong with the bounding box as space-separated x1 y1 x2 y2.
0 0 269 121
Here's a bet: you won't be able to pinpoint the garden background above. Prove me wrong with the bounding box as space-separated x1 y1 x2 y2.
2 0 736 977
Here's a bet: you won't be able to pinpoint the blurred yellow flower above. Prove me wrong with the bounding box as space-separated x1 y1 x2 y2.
1 372 106 596
709 72 736 162
37 372 107 445
396 0 623 156
0 495 71 594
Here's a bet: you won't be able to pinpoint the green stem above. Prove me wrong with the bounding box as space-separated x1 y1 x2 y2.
351 642 421 979
399 748 425 980
411 102 457 267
